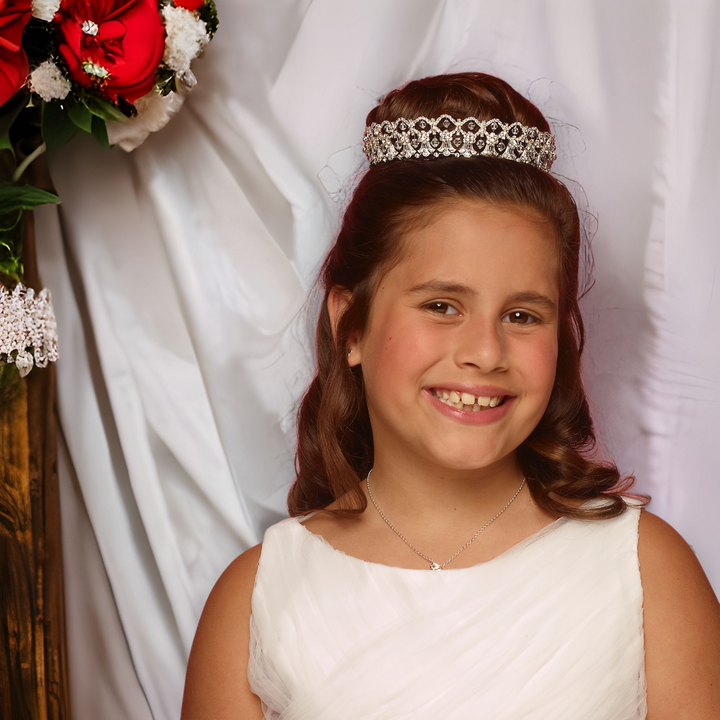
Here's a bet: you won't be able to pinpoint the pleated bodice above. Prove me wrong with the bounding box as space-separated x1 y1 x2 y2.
248 503 646 719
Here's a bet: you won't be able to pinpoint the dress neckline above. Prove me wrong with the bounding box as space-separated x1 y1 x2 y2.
293 512 572 573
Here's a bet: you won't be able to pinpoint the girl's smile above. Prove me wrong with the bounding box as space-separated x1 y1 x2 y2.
424 386 516 425
346 199 560 476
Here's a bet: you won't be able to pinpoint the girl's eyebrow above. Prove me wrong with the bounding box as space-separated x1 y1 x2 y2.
406 281 477 296
507 291 558 313
406 282 557 313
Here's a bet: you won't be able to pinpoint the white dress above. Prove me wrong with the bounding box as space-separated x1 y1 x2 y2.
248 502 647 719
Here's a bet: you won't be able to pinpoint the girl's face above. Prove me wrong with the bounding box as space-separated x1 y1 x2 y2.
347 200 560 476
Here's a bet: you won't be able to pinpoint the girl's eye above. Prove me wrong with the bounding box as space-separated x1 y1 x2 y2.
502 310 539 325
425 301 460 315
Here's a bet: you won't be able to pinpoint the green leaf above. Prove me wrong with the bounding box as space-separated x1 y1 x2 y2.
68 100 93 133
0 236 19 256
0 210 22 232
0 228 22 281
0 149 15 181
0 88 31 137
91 114 110 148
41 100 78 150
82 95 128 122
0 88 31 155
0 259 22 282
155 66 176 97
0 183 60 214
198 0 219 38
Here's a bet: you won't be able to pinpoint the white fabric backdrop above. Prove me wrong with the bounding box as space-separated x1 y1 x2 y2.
32 0 719 717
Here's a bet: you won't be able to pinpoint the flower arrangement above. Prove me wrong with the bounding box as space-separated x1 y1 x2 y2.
1 0 217 153
0 0 218 380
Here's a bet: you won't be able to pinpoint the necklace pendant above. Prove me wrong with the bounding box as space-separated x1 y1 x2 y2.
365 471 526 576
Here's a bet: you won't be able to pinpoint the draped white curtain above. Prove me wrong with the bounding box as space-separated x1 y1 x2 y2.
32 1 720 718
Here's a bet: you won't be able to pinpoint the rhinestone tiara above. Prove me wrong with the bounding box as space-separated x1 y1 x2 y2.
0 283 59 377
363 115 556 172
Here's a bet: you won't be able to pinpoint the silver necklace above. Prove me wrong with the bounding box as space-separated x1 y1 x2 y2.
365 470 526 570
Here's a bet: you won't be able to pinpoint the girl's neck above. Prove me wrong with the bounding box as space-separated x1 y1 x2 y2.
366 451 525 522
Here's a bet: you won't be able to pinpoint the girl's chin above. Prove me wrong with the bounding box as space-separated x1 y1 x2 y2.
415 441 515 473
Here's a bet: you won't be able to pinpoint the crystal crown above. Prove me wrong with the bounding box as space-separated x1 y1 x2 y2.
363 115 556 172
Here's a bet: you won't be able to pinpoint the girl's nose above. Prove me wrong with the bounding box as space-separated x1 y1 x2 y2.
453 317 509 373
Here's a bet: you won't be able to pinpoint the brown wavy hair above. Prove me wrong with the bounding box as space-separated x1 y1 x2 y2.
289 72 638 520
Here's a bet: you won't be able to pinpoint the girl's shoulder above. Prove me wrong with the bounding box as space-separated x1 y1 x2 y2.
637 508 715 596
637 509 720 719
201 542 264 616
181 543 264 719
216 542 264 598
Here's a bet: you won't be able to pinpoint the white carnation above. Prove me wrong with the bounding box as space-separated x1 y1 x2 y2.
28 61 71 102
31 0 61 22
162 5 209 74
106 89 186 152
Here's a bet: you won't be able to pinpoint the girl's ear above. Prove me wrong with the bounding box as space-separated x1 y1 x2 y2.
327 287 361 366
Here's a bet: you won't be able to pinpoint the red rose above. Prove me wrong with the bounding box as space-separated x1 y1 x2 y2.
0 0 32 107
54 0 165 103
172 0 204 11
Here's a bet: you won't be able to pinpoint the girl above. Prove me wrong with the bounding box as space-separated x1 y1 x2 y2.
181 73 720 719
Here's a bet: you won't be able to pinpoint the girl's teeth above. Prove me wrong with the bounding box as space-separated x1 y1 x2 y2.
433 389 505 411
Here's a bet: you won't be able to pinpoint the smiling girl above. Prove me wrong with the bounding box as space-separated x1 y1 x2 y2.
181 73 720 720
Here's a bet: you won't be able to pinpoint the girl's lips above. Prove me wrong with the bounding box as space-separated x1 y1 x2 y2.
424 389 515 425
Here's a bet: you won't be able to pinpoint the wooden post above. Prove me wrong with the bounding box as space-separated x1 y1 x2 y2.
0 207 70 718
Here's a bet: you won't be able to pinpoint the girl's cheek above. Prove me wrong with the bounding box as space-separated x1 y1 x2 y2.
368 308 415 354
507 327 557 371
364 315 430 384
528 335 559 390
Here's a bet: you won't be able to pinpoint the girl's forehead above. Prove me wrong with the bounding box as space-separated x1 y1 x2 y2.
390 200 560 292
405 198 555 246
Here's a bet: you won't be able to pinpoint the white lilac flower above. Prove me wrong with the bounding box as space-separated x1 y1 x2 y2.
106 89 186 152
162 5 209 74
28 60 71 102
31 0 61 22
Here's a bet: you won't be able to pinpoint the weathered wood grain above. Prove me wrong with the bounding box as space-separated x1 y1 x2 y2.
0 205 70 719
